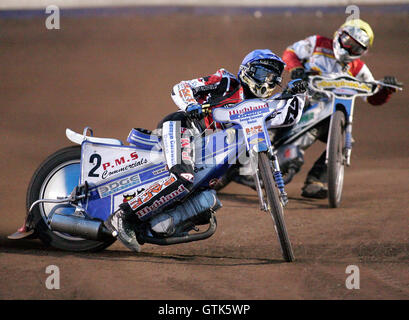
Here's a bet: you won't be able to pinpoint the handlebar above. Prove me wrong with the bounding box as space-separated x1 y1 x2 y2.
366 79 403 91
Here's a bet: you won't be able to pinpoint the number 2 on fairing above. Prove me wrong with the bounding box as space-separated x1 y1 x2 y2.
88 154 101 177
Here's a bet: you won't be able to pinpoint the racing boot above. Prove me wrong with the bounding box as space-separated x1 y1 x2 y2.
104 204 141 252
149 189 222 237
233 175 257 191
301 180 328 199
301 150 328 199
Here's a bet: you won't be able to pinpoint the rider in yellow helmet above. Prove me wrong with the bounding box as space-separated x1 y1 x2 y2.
280 18 400 199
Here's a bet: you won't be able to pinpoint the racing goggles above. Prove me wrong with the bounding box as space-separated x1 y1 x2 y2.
248 64 282 87
339 31 367 56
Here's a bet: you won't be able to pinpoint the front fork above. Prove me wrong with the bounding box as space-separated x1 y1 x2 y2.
270 148 289 206
251 148 288 211
344 123 353 166
326 111 354 167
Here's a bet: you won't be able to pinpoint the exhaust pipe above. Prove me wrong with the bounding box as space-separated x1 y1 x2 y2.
49 214 113 241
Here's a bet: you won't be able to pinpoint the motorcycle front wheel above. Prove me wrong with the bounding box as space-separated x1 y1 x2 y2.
26 146 116 252
258 152 295 262
327 111 346 208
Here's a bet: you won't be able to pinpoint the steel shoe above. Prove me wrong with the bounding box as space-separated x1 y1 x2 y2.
104 209 141 252
301 181 328 199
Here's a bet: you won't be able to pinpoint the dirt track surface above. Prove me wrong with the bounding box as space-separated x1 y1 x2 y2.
0 11 408 300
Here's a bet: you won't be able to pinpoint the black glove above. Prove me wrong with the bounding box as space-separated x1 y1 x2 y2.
286 79 308 95
186 104 204 121
290 67 308 81
381 76 400 93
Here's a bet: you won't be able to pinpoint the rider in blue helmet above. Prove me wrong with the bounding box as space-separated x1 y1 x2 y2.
104 49 306 252
238 49 286 99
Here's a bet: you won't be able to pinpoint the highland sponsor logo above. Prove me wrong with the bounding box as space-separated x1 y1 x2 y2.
229 104 269 120
98 173 141 198
136 184 188 219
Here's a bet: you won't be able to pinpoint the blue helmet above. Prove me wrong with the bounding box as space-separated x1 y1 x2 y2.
238 49 286 98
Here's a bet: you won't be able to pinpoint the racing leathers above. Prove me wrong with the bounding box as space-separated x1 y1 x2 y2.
170 68 245 129
104 69 245 246
282 34 395 198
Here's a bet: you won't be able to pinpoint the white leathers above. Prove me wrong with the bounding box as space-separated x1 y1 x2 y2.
288 35 375 82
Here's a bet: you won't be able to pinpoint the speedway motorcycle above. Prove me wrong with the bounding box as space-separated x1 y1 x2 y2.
274 74 403 208
9 93 306 262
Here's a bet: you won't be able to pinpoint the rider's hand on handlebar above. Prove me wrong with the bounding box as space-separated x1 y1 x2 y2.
381 76 401 93
285 79 308 95
290 67 312 82
186 104 205 121
290 67 309 81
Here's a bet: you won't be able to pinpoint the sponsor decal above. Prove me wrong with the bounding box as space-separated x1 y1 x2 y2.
153 167 167 175
163 121 178 168
180 173 194 182
229 104 269 121
101 155 148 180
245 125 263 135
128 175 177 211
283 97 300 125
181 137 193 162
123 193 136 203
249 137 265 145
299 112 314 124
178 82 196 104
97 173 141 198
333 88 358 96
315 79 371 92
102 152 138 171
135 184 188 219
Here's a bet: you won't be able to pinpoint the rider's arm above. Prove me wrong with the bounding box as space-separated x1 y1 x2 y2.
171 81 199 111
282 35 317 73
367 86 394 105
354 63 394 106
171 69 228 111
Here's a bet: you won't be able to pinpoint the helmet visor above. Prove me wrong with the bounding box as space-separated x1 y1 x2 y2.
339 31 367 56
248 65 282 87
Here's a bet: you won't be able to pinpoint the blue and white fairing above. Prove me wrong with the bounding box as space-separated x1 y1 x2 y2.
213 95 304 152
78 94 304 221
274 75 375 147
79 129 245 221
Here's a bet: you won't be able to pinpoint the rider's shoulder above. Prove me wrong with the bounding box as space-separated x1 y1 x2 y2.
314 35 333 49
205 68 238 83
216 68 237 79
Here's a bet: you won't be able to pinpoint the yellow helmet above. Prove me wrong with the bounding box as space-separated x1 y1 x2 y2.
333 19 374 63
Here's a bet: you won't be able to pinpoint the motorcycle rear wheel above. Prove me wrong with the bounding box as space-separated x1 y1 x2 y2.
26 146 116 252
327 111 346 208
258 152 295 262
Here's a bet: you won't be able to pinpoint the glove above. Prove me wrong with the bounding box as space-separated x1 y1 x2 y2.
381 76 400 93
186 104 204 121
290 67 308 81
286 79 308 95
